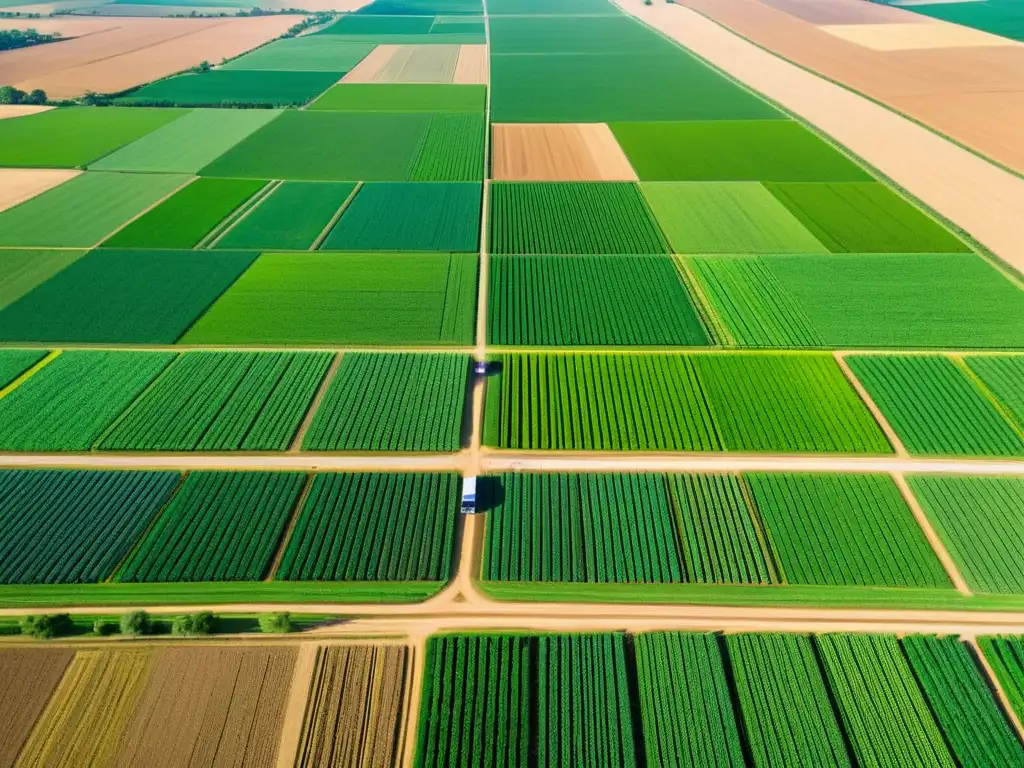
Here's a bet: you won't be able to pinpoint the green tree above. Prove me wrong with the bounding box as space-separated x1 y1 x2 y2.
0 85 26 105
20 613 74 639
120 610 151 637
172 611 215 637
258 612 293 634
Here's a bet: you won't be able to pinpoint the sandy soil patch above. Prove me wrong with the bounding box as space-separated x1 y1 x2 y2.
454 44 489 84
274 643 318 768
0 169 81 214
614 0 1024 273
377 44 459 83
760 0 926 25
820 20 1020 49
492 123 638 181
669 0 1024 173
340 44 399 82
0 15 300 99
0 105 53 120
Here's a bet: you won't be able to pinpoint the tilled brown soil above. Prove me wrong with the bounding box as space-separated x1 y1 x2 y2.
0 648 74 768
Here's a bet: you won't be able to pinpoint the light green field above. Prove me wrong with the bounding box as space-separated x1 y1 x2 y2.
0 250 87 310
0 172 190 248
221 37 375 71
89 109 281 174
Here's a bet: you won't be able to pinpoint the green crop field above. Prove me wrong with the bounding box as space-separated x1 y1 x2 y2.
890 0 1024 41
847 354 1024 456
484 473 685 583
220 37 375 71
909 476 1024 593
97 351 333 451
904 634 1024 766
411 112 486 181
321 182 481 251
489 14 676 54
0 172 190 248
489 182 667 254
964 354 1024 430
181 252 476 346
817 634 955 766
485 353 889 452
747 473 949 588
488 255 711 346
0 469 180 584
102 178 265 249
610 121 872 182
276 472 457 581
116 471 306 582
0 351 174 451
311 84 486 112
0 349 46 389
640 182 827 254
765 182 971 253
978 636 1024 720
320 14 435 35
303 353 468 452
689 253 1024 348
0 249 257 344
0 250 86 311
0 108 186 168
118 70 343 108
88 109 281 174
214 181 355 251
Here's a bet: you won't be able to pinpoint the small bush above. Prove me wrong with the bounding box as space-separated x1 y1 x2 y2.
259 612 294 634
21 613 74 639
120 610 151 637
172 612 216 637
93 619 116 636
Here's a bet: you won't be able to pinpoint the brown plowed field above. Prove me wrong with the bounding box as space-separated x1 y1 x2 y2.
294 645 408 768
759 0 927 24
454 44 489 84
0 648 73 768
0 15 299 99
675 0 1024 173
492 123 639 181
340 45 398 83
112 646 296 768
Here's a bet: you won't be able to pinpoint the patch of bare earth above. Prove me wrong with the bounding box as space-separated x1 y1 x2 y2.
454 44 489 84
0 105 53 120
340 45 399 83
492 123 638 181
0 169 81 214
0 648 74 768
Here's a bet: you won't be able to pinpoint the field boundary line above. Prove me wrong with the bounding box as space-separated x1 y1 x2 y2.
0 343 477 354
275 642 319 768
0 349 60 399
202 178 282 249
0 453 467 471
93 174 196 249
266 473 315 581
288 352 343 453
834 351 908 456
949 354 1024 442
90 352 180 449
673 255 734 346
736 472 784 584
964 636 1024 742
893 472 971 595
400 635 426 768
309 181 361 251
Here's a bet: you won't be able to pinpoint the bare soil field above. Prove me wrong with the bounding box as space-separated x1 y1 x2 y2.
821 20 1019 49
0 106 53 121
671 0 1024 173
0 648 73 768
339 44 398 82
492 123 638 181
0 15 300 99
0 169 81 215
112 646 296 768
377 44 460 83
454 44 489 85
760 0 927 24
294 645 408 768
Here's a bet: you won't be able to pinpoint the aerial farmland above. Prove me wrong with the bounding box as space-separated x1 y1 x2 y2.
1 0 1023 761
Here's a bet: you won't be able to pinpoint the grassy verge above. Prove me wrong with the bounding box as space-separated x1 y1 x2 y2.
477 581 1024 612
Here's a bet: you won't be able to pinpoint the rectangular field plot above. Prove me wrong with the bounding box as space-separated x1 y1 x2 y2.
610 120 871 182
296 645 409 768
116 471 306 582
965 354 1024 430
276 472 457 582
221 37 375 71
97 351 333 451
487 255 711 346
640 182 827 254
490 52 782 123
979 636 1024 721
0 107 187 168
303 353 468 452
0 249 257 344
321 182 481 252
214 181 356 251
119 70 342 108
484 473 686 583
909 476 1024 593
0 350 174 451
0 648 74 768
747 473 950 588
311 83 486 111
410 112 485 180
89 108 282 174
0 171 190 248
847 354 1024 456
489 15 675 55
0 249 86 311
0 469 180 584
102 178 265 249
369 44 461 84
485 353 890 453
0 348 45 389
489 182 668 254
491 123 638 182
765 182 971 253
689 253 1024 348
320 14 436 35
181 252 477 346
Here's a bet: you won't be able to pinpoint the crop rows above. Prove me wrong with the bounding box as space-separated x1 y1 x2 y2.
0 348 45 389
303 353 468 452
978 635 1024 721
411 112 486 181
116 471 306 583
0 649 74 767
488 255 711 346
965 354 1024 430
485 353 890 453
277 472 458 582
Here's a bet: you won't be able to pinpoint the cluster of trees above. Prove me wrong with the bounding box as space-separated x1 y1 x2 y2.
19 611 295 638
0 85 47 105
0 28 61 52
